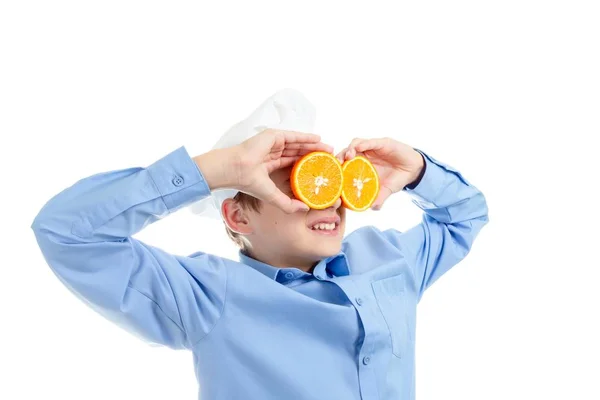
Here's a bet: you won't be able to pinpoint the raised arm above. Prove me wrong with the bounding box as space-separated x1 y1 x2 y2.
30 129 333 349
30 146 228 349
384 148 489 301
338 138 489 301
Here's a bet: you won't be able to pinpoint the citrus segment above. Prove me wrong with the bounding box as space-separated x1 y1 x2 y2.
291 151 343 210
341 156 380 211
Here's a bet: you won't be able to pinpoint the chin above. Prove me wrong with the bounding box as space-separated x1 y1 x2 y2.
311 240 343 259
300 221 345 258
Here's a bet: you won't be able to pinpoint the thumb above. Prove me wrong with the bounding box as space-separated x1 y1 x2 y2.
371 184 394 210
262 181 310 214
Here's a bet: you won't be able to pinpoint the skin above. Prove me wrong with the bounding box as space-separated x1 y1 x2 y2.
194 130 424 273
223 166 346 271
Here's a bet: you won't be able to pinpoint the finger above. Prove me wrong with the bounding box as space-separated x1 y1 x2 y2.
267 187 310 213
284 142 332 150
265 156 303 174
275 156 301 169
346 138 367 160
290 199 311 213
355 138 394 153
335 147 348 164
273 129 322 144
371 184 394 210
282 142 334 156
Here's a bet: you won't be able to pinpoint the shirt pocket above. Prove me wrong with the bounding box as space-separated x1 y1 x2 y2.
371 273 412 358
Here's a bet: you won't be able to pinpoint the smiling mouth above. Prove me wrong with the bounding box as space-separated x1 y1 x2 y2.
308 221 340 235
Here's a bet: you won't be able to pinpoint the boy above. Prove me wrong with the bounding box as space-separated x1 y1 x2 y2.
31 127 489 399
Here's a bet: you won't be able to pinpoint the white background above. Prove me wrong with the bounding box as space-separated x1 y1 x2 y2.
2 1 599 399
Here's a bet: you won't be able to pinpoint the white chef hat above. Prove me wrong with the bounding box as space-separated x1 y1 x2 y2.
187 88 317 219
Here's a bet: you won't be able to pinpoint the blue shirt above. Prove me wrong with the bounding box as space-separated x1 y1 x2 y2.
30 145 489 400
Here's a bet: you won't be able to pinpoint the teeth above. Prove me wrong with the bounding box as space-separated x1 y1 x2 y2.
312 222 336 230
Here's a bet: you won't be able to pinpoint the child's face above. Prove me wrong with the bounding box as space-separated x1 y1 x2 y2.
245 166 346 269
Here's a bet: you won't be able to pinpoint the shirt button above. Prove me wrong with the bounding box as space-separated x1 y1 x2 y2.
355 297 363 306
362 356 371 365
285 272 294 279
172 175 184 186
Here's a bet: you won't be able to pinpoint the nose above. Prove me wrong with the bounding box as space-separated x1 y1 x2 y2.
328 196 342 210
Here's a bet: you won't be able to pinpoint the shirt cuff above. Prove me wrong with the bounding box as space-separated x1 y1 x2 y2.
402 148 472 208
403 150 426 190
146 146 212 211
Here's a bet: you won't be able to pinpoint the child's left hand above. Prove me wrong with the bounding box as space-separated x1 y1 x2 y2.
336 137 425 210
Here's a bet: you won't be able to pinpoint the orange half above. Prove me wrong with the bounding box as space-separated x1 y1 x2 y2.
341 156 380 211
291 151 343 210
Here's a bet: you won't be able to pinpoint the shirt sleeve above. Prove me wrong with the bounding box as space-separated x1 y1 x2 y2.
382 148 489 302
403 149 426 190
30 146 227 350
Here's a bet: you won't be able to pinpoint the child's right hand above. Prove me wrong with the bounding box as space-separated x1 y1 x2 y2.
195 129 333 214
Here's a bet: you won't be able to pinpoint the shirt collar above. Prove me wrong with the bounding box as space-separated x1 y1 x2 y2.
313 252 350 278
238 250 350 282
238 250 280 280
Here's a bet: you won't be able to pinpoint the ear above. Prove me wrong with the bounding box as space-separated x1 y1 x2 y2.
222 198 254 235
